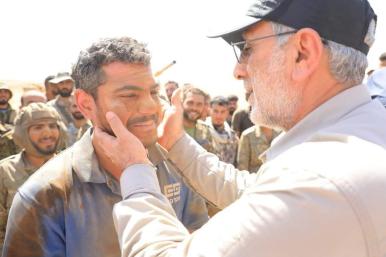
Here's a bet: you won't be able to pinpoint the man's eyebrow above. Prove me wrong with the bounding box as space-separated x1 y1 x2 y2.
114 83 159 93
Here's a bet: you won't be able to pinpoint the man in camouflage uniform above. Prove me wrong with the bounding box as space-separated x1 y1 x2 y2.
0 83 17 126
182 86 214 153
47 72 75 126
0 90 47 160
0 103 66 250
206 96 238 165
0 124 19 161
237 125 280 173
44 75 58 101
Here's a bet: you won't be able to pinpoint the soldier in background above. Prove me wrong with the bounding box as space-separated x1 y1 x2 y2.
226 94 238 126
237 126 280 173
48 72 75 126
0 90 47 160
231 91 254 137
44 75 58 101
0 123 18 161
66 94 90 146
20 90 47 108
182 86 214 152
0 83 17 125
206 96 238 165
0 103 66 249
164 81 179 103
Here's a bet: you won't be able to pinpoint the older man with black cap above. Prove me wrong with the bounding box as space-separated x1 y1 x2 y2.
93 0 386 256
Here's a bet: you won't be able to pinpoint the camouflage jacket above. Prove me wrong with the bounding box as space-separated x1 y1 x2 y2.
0 125 19 161
0 106 17 125
0 152 38 250
48 96 73 126
184 120 214 153
206 118 239 165
237 126 280 173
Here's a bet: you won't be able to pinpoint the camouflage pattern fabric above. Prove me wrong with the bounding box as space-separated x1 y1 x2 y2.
237 126 280 173
206 118 239 165
0 152 37 250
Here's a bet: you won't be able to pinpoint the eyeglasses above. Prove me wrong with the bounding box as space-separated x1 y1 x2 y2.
231 30 298 63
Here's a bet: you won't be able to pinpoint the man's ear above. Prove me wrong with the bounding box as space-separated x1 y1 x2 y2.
75 89 96 120
291 28 324 82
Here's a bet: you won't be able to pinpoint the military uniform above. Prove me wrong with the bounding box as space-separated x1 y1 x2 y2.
0 128 19 161
231 108 254 137
0 106 17 126
237 126 280 172
206 118 238 165
0 152 38 248
48 96 74 126
0 84 17 125
184 120 214 153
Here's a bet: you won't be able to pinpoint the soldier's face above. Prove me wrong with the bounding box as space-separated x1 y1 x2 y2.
165 83 178 100
92 62 161 147
0 89 11 105
183 92 205 122
28 121 60 155
69 96 85 120
228 100 238 114
210 104 229 126
57 80 74 97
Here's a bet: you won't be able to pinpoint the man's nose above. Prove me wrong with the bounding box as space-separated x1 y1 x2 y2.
138 95 159 114
233 62 247 80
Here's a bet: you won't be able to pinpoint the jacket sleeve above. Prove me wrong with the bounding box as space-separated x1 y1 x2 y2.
114 162 357 257
2 190 65 257
167 134 258 210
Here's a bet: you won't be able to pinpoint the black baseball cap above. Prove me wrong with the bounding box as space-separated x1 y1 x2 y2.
209 0 376 55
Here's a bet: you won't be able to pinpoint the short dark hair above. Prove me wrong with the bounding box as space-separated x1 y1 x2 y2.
165 81 178 88
210 96 229 107
227 94 239 102
44 75 55 87
380 52 386 62
72 37 151 99
182 84 208 102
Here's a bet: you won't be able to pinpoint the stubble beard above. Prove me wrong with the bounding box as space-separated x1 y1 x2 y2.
249 46 302 131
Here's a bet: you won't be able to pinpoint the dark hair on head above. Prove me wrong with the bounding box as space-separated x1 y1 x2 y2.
380 52 386 61
44 75 55 87
165 81 179 88
227 94 238 101
72 37 151 99
182 84 209 101
210 96 229 107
